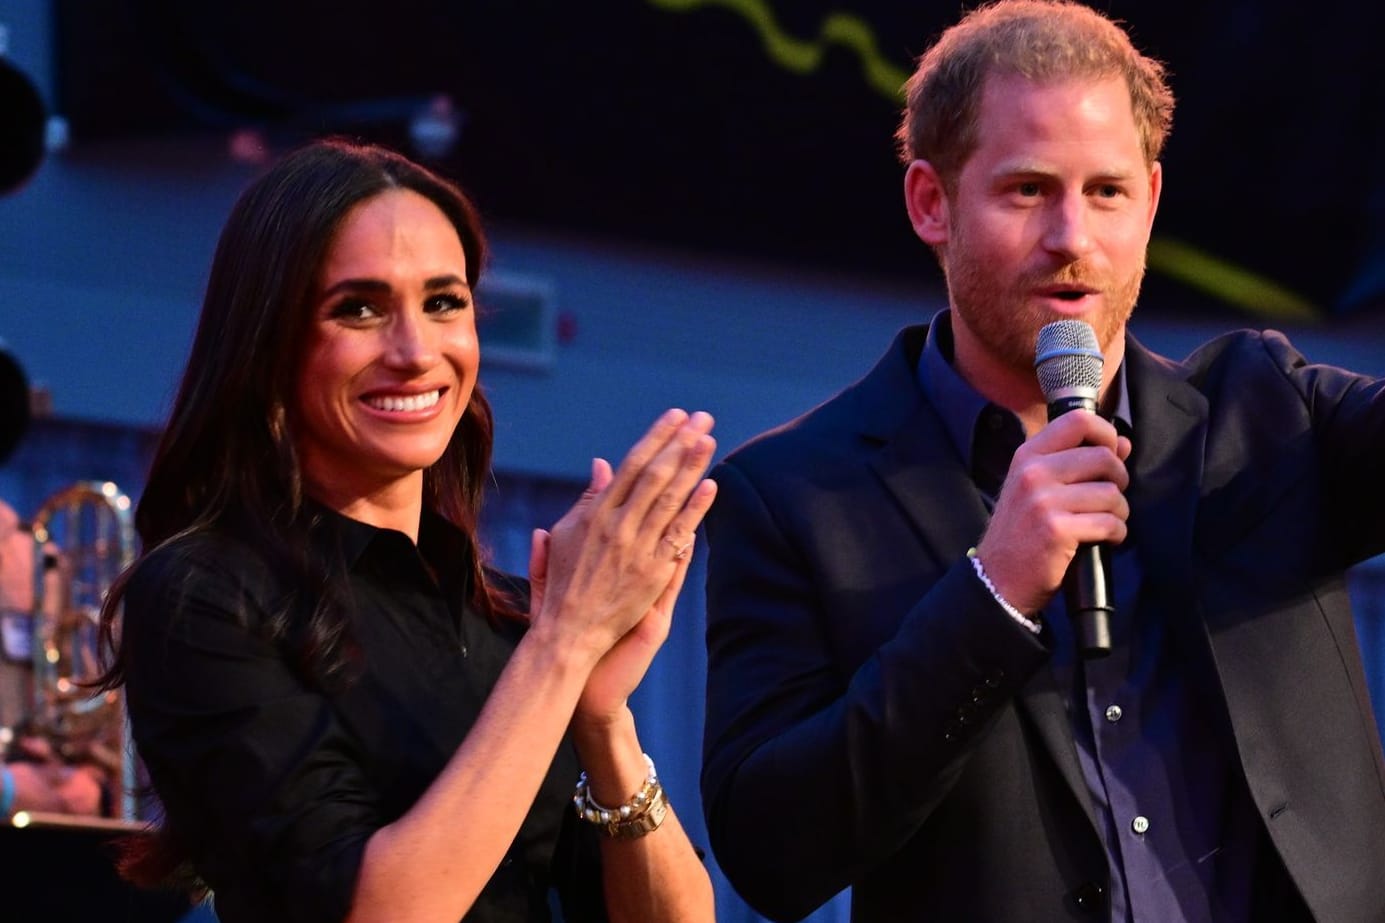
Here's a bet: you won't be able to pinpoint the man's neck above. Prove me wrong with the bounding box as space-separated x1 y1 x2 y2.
948 315 1126 436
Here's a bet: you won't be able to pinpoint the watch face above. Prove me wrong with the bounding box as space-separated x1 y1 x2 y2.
607 785 668 839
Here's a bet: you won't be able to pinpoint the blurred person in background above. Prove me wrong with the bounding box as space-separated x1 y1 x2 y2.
0 344 106 819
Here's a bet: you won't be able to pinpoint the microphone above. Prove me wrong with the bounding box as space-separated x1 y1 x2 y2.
1034 320 1113 659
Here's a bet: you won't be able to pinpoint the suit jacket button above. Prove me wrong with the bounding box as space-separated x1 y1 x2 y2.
1069 881 1105 914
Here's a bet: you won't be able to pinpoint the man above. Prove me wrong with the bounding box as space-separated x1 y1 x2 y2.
700 2 1385 921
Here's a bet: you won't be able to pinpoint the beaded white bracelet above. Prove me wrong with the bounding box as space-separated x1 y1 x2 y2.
572 752 669 839
966 547 1041 634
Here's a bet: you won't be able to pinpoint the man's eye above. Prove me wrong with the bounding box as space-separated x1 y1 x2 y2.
1016 182 1042 197
1095 184 1121 198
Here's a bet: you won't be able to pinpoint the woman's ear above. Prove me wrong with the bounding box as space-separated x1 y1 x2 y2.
904 160 950 246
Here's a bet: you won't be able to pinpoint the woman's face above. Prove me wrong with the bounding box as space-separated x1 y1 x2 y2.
293 188 479 500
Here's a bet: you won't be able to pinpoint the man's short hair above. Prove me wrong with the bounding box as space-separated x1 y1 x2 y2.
896 0 1174 183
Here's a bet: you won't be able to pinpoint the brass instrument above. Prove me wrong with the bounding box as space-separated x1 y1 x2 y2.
24 480 138 824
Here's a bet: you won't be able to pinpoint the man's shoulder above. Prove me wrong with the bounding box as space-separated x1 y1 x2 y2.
720 325 927 479
1140 327 1296 376
721 391 858 471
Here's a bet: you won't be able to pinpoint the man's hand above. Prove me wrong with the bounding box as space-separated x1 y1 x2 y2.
975 410 1131 615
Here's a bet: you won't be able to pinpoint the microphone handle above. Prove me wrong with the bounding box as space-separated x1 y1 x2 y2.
1067 543 1113 658
1046 394 1112 659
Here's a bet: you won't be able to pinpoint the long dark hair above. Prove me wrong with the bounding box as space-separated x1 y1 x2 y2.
98 138 520 885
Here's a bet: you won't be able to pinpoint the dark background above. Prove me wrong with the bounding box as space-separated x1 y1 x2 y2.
52 0 1385 317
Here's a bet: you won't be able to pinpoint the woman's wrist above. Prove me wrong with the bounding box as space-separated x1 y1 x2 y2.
571 708 646 806
573 752 669 839
516 617 605 682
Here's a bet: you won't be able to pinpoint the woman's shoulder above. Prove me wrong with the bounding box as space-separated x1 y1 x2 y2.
125 528 283 626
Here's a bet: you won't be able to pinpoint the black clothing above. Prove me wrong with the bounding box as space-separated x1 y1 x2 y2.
702 326 1379 921
124 507 604 923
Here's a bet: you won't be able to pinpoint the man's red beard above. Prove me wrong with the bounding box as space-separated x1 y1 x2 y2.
944 250 1145 374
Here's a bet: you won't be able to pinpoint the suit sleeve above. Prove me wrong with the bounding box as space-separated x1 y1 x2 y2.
1269 332 1385 561
701 458 1051 922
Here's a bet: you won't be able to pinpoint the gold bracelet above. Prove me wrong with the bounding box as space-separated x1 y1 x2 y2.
572 753 669 839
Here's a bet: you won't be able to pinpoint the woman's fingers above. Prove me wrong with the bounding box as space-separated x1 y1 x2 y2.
652 477 718 565
533 410 717 655
589 457 614 494
527 529 550 621
588 409 717 544
617 412 715 535
600 409 690 510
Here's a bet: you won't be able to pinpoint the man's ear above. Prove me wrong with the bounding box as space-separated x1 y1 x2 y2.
1145 160 1163 233
904 159 950 246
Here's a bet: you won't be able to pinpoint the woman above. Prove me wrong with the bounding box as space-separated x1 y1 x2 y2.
98 138 717 922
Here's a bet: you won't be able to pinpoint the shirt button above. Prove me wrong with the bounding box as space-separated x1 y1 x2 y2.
1131 815 1150 835
1104 705 1123 723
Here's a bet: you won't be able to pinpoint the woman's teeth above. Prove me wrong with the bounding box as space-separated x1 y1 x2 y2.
367 390 441 412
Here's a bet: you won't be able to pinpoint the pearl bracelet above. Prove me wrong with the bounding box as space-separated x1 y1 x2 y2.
572 753 669 839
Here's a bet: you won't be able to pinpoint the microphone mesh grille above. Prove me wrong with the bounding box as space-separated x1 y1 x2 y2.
1034 320 1103 399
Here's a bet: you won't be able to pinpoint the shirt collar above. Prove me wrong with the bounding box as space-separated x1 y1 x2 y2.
916 309 1134 482
303 501 473 584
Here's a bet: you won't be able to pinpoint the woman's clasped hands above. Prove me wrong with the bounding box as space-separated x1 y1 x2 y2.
526 409 717 721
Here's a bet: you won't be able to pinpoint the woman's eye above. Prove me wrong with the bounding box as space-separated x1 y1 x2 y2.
426 293 471 314
329 298 379 321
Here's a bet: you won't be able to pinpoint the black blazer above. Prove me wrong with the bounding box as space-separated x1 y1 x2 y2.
702 324 1385 922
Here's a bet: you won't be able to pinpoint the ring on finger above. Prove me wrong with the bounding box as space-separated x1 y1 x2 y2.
662 533 693 560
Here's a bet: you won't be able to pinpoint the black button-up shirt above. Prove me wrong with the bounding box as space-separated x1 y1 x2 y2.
123 506 605 923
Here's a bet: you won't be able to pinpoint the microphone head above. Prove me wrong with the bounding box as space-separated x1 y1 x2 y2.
1035 320 1103 403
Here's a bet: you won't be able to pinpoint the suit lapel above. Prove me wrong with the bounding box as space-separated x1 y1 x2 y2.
851 327 992 570
867 406 992 571
1123 336 1209 593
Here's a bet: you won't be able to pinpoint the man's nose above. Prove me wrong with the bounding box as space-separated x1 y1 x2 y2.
1042 193 1096 260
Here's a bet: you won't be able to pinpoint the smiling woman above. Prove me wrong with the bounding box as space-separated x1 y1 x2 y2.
296 189 482 526
95 139 717 923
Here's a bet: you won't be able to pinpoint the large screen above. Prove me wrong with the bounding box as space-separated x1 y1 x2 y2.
53 1 1385 318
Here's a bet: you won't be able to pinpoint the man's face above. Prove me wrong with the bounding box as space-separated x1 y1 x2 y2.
928 73 1161 379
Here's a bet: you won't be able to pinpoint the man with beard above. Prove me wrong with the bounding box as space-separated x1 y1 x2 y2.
700 2 1385 921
